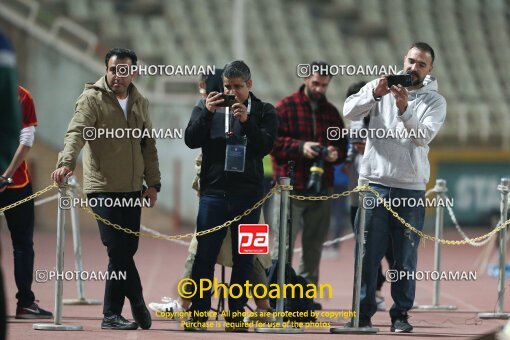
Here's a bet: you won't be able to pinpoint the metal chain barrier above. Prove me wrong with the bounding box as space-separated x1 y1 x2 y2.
292 184 451 252
0 193 58 217
289 184 510 246
288 186 366 201
0 183 58 214
444 194 496 247
1 182 509 246
424 185 495 247
78 185 281 240
294 182 433 251
362 185 510 246
70 181 188 246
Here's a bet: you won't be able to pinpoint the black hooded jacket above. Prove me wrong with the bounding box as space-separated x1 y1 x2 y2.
185 92 277 197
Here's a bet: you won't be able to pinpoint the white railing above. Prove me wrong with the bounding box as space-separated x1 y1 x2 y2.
0 0 178 106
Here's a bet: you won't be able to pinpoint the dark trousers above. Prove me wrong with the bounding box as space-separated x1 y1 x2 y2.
0 269 5 340
0 184 36 307
190 194 261 314
87 192 144 316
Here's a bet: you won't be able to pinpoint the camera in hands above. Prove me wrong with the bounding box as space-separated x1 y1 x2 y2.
306 145 329 195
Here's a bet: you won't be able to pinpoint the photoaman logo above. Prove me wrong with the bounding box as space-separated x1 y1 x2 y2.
238 224 269 254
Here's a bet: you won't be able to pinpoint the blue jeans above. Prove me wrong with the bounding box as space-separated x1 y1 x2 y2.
355 184 425 320
190 194 261 314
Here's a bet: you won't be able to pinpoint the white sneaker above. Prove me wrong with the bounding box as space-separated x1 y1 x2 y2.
148 297 185 314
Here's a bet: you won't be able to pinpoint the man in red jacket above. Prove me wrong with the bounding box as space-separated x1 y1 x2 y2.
271 61 347 295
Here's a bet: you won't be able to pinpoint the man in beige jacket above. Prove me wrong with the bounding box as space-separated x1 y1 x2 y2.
51 48 160 331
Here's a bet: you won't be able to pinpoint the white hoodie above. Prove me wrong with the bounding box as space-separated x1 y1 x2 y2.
343 75 446 190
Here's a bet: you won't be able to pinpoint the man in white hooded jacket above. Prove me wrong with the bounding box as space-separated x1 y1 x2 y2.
343 42 446 333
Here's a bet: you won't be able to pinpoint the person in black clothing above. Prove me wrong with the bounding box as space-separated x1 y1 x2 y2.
0 30 21 340
184 60 277 332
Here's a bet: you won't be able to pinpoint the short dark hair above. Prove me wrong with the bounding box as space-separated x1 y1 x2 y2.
222 60 251 82
410 42 435 64
346 81 367 98
104 48 137 66
310 60 333 78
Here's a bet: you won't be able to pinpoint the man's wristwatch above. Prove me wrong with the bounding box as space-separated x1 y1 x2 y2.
151 183 161 192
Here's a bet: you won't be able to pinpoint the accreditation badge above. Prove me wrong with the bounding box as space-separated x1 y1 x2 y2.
224 136 247 172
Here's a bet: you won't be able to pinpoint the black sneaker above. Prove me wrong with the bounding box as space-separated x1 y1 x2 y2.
183 317 208 331
225 317 249 333
391 316 413 333
131 302 151 329
345 317 372 328
101 314 139 330
15 302 53 319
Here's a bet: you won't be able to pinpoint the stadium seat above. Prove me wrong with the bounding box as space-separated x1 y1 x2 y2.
28 0 510 145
